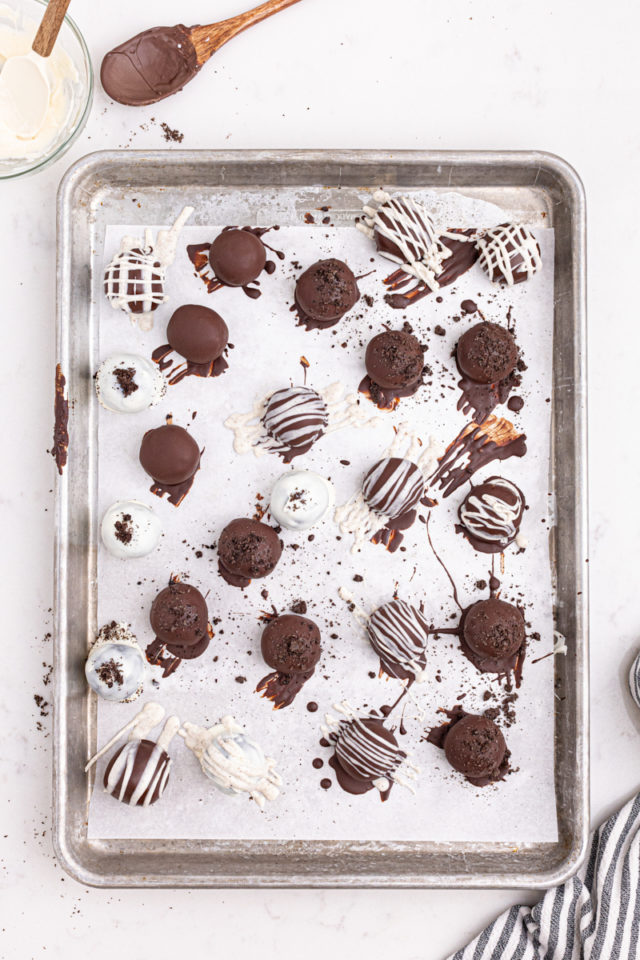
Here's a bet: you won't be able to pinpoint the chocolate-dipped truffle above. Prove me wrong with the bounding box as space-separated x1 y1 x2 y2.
361 191 439 273
261 614 322 675
167 304 229 364
458 477 526 553
139 424 200 486
367 599 429 681
150 581 209 650
463 598 525 662
363 457 425 519
262 386 329 460
100 500 161 559
209 228 267 287
218 518 283 586
95 353 166 413
179 717 282 807
476 222 542 286
269 470 334 530
629 652 640 709
443 713 508 783
365 330 424 390
295 258 359 326
457 322 517 384
85 621 146 702
331 716 407 798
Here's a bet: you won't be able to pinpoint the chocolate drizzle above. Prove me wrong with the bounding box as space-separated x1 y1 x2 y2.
152 343 228 385
52 364 69 475
429 416 527 498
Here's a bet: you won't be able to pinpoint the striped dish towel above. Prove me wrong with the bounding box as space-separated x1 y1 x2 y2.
449 792 640 959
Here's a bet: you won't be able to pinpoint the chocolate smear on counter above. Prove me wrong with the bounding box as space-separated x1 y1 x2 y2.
187 226 282 298
429 416 527 498
101 25 201 107
52 364 69 475
383 229 478 308
152 344 228 385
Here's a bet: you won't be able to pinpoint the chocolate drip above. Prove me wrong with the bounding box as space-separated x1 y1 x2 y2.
430 416 527 498
149 461 200 506
52 364 69 475
256 668 314 709
187 226 281 298
152 343 228 385
456 363 521 425
358 371 424 411
383 230 478 309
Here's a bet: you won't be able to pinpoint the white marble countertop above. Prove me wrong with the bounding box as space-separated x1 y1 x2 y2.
1 0 639 957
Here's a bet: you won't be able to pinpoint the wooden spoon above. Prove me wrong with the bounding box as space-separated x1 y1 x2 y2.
101 0 303 107
0 0 72 138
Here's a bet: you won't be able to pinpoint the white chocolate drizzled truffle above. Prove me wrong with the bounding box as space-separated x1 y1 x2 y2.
179 716 281 809
85 621 146 702
100 499 162 559
95 353 166 414
629 652 640 709
270 470 335 531
476 223 541 286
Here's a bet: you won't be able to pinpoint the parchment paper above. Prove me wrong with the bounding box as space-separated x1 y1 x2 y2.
88 190 557 843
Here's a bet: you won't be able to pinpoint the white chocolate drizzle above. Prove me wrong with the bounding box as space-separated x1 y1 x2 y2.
180 717 281 809
85 701 166 772
367 599 430 682
103 206 193 329
459 477 524 548
103 716 179 808
476 222 541 286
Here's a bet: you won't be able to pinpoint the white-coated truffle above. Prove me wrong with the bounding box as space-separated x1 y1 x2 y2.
85 622 146 702
179 717 281 808
629 652 640 709
269 470 335 531
101 500 161 559
95 353 166 413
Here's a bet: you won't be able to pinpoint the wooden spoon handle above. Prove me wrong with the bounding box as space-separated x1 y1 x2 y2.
32 0 72 58
191 0 302 64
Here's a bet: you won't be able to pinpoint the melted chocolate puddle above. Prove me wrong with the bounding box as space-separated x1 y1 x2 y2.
358 368 426 412
370 507 417 553
383 230 478 309
256 668 314 709
146 622 212 677
456 362 521 425
429 416 527 498
152 344 228 385
150 456 202 506
52 364 69 475
187 226 282 299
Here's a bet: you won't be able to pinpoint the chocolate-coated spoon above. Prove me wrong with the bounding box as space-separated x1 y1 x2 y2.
101 0 302 107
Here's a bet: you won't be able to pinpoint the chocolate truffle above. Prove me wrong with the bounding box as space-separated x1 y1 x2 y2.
103 247 165 316
85 621 146 703
458 477 526 553
363 457 425 519
100 500 161 559
262 386 329 459
218 518 283 585
443 713 507 782
150 581 208 650
269 470 334 530
457 322 517 384
476 222 542 286
368 193 438 268
367 599 430 681
463 598 525 661
295 258 359 325
261 614 322 675
167 304 229 364
332 716 406 796
139 424 200 486
95 353 166 413
365 330 424 390
209 228 266 287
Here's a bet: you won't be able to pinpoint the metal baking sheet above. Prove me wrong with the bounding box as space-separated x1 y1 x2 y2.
53 149 588 888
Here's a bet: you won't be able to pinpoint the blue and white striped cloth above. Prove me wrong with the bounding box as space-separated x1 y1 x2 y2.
449 792 640 959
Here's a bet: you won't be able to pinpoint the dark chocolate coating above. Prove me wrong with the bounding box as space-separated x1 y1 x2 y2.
150 581 208 647
463 598 525 660
139 424 200 486
295 259 359 323
365 330 424 390
167 304 229 364
218 518 282 581
457 322 517 385
443 714 507 780
261 614 322 674
101 25 200 107
209 229 266 286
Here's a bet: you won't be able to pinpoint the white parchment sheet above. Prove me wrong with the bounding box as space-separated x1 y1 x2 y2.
88 190 557 843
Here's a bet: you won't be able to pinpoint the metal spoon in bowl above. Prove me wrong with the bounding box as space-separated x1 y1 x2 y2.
0 0 71 139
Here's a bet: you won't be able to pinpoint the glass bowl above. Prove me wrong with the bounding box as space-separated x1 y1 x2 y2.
0 0 92 179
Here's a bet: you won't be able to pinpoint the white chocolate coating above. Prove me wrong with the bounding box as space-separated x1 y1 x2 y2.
180 717 281 809
270 470 335 531
85 622 146 703
95 353 166 414
476 222 541 286
100 499 162 560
